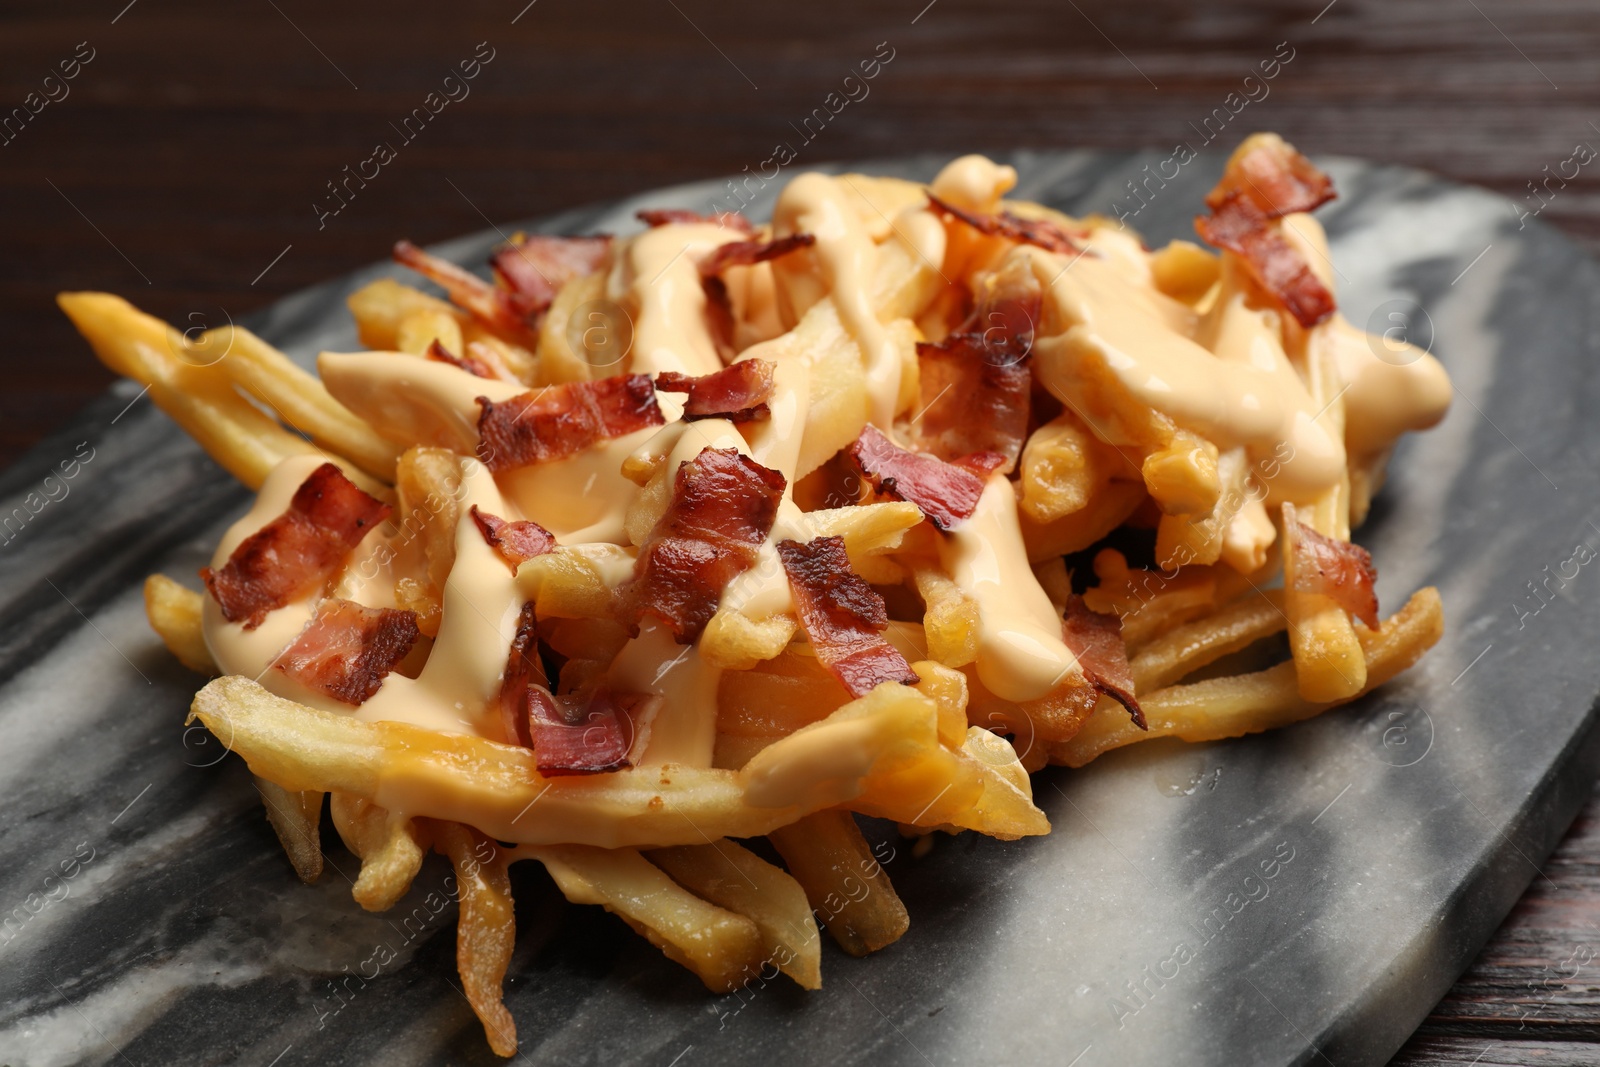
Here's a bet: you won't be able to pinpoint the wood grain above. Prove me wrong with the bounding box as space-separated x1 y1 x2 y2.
2 2 1598 1063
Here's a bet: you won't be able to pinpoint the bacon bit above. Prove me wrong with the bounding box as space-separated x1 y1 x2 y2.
1061 595 1144 729
470 505 556 570
926 193 1085 254
475 374 665 472
426 339 495 379
489 234 612 316
1194 135 1338 328
846 424 987 531
201 463 390 630
394 240 540 344
654 359 776 423
272 598 420 706
520 686 655 776
700 234 817 359
953 451 1008 477
498 601 547 749
636 208 755 234
621 447 787 643
1284 505 1379 628
911 263 1041 472
777 537 919 699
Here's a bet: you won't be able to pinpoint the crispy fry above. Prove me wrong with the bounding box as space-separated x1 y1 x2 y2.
1053 586 1443 766
434 822 518 1058
143 574 216 674
253 777 323 884
912 564 979 668
1130 589 1286 692
329 792 428 912
647 840 822 990
768 810 909 957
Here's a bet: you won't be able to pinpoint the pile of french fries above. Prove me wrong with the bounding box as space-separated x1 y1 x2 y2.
62 138 1445 1057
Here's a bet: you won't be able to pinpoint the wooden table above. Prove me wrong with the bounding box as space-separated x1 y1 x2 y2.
4 2 1596 1061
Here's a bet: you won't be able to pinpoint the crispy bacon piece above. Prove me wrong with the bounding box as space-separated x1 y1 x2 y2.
846 424 987 532
699 233 817 358
912 262 1041 472
394 240 540 344
201 463 390 629
1284 506 1379 628
518 686 656 776
926 193 1084 254
777 537 919 699
498 601 548 749
470 506 556 570
427 339 494 379
636 208 754 234
272 598 420 706
1194 135 1338 328
621 447 787 643
1061 595 1145 730
490 233 612 315
475 374 664 472
655 359 776 423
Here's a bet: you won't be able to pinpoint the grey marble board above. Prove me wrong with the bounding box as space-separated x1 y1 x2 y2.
2 150 1597 1067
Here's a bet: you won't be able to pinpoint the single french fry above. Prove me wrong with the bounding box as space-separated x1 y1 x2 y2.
329 792 428 912
1130 589 1287 693
534 271 609 384
1155 446 1249 569
391 447 468 636
912 565 979 668
1142 429 1221 516
1149 239 1220 306
647 839 822 990
433 822 518 1058
1282 502 1367 701
1019 479 1146 562
700 608 798 670
768 810 909 957
1052 586 1443 767
348 278 465 351
717 651 849 738
532 843 766 993
143 574 216 674
1019 410 1116 524
254 777 323 884
396 307 465 357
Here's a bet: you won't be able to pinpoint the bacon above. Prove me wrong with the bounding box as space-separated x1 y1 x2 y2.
272 598 420 706
1194 135 1338 328
201 463 390 630
846 424 987 531
393 240 539 344
926 193 1084 254
517 686 656 776
777 537 919 699
475 374 664 472
911 263 1040 472
700 234 817 358
470 505 556 570
1284 507 1379 628
621 447 786 643
498 601 548 749
426 339 495 379
1061 595 1144 729
489 233 612 316
654 359 776 423
636 208 754 234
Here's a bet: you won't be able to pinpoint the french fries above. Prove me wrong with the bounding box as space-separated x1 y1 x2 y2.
142 574 216 674
768 811 909 957
329 792 428 912
434 822 518 1057
253 778 324 884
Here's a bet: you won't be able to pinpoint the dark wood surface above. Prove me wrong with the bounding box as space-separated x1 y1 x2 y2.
4 2 1598 1062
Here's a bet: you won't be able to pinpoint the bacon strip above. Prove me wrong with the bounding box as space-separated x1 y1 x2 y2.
475 374 664 472
846 424 987 531
655 359 776 423
272 598 420 706
777 537 919 699
1061 595 1144 730
1284 506 1379 628
1194 134 1338 327
926 193 1084 254
700 233 817 359
489 234 612 316
912 263 1040 472
427 339 495 379
201 463 390 629
621 447 787 643
470 506 556 570
393 240 540 344
636 208 754 234
518 686 655 776
498 601 548 749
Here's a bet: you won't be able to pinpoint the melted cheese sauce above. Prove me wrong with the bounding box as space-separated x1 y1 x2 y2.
201 155 1452 806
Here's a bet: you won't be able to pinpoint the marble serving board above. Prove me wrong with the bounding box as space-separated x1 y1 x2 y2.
2 150 1598 1067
